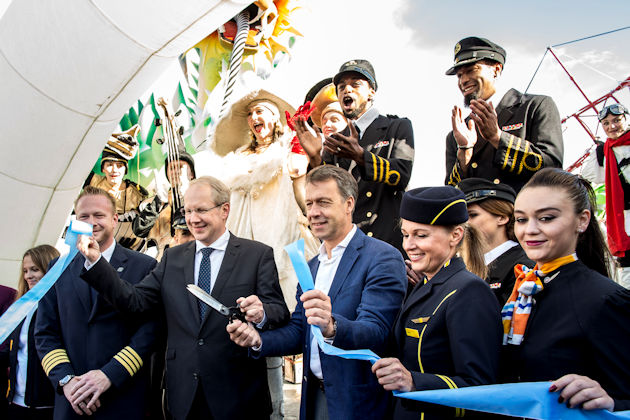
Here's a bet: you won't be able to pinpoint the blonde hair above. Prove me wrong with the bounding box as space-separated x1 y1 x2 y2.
189 176 231 206
459 224 488 279
17 245 60 300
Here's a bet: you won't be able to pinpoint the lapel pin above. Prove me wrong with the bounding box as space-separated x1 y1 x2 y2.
117 267 124 272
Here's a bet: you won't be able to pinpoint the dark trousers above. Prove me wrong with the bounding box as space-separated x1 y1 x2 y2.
8 403 53 420
306 373 329 420
186 385 212 420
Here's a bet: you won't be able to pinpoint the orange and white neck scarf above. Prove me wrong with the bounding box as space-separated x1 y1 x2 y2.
501 254 577 345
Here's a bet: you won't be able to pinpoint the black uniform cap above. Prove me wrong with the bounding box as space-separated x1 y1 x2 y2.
445 37 506 75
333 59 377 91
400 186 468 226
457 178 516 204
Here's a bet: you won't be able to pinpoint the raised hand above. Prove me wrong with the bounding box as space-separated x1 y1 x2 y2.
294 115 324 167
451 105 477 149
301 290 335 337
324 122 365 165
237 295 265 324
469 99 501 147
77 235 101 265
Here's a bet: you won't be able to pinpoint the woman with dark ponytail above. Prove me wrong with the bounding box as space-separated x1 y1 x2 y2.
502 167 630 412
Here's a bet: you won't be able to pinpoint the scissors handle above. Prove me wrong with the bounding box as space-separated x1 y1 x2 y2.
228 307 246 323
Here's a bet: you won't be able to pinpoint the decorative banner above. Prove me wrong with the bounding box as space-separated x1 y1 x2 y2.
284 239 630 420
0 220 92 343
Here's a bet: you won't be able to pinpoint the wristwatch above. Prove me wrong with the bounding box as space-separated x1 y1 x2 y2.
57 374 75 394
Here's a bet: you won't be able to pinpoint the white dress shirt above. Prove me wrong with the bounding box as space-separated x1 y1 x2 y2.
354 106 379 140
12 306 37 407
193 229 230 291
310 225 357 379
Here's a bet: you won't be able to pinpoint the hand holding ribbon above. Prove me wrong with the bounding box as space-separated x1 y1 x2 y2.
0 220 93 344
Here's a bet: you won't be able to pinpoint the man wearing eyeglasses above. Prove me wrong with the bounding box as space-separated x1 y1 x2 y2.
445 36 564 192
581 103 630 288
76 176 290 419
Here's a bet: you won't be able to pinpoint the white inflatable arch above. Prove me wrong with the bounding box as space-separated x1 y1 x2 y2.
0 0 250 287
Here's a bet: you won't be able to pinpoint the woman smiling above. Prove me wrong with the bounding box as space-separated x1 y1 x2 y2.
372 186 502 420
502 168 630 412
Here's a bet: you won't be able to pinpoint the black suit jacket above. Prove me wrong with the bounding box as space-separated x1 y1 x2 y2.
35 245 157 420
391 258 502 420
446 88 564 192
1 312 55 408
500 260 630 411
81 234 289 420
324 113 414 253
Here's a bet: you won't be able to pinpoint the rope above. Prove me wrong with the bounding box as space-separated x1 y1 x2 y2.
218 11 250 119
551 25 630 48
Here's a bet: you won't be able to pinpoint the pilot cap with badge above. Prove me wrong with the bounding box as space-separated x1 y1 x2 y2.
445 37 506 76
457 178 516 204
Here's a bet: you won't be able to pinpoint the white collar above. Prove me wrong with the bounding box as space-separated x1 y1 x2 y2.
354 106 379 136
484 240 519 265
318 225 357 261
101 241 116 263
195 229 230 253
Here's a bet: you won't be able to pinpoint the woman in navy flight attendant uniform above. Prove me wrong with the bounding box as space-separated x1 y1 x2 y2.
372 186 502 420
457 178 533 306
1 245 59 420
502 168 630 412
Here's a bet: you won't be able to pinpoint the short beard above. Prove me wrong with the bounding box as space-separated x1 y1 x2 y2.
343 99 370 120
464 91 479 108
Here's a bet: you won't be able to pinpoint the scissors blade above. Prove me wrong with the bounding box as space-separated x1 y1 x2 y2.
187 284 230 317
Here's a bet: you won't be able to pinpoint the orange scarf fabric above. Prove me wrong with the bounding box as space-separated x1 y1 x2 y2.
501 254 577 345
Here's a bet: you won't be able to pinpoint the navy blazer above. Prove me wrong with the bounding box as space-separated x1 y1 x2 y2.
1 312 55 408
391 258 502 420
260 228 407 419
35 244 157 420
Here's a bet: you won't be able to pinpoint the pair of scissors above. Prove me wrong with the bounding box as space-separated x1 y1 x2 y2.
187 284 246 322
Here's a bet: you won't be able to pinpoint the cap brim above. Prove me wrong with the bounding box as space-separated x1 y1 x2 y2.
445 57 485 75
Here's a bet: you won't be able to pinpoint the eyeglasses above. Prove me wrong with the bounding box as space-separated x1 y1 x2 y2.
181 203 224 217
598 103 629 121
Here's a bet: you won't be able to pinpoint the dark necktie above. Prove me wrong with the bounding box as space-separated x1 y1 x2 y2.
197 247 214 319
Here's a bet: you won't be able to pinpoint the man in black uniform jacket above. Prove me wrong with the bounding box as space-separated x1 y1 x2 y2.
77 176 289 420
445 37 564 192
296 60 415 253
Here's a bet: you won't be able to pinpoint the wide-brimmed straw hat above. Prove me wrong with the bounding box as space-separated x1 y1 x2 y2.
212 89 296 156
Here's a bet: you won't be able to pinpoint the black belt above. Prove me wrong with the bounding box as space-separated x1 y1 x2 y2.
310 374 325 392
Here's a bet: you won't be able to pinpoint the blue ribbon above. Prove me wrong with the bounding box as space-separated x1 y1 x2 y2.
284 239 380 362
0 220 92 344
284 239 630 420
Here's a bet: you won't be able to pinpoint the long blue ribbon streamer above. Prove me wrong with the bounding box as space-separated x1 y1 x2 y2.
284 239 630 420
0 220 92 344
283 239 380 362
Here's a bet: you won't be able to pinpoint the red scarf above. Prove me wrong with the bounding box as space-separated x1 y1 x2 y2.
604 130 630 257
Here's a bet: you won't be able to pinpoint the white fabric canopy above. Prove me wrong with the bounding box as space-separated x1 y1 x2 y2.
0 0 251 287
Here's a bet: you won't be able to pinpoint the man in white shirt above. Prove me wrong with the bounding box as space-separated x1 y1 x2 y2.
227 165 407 420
